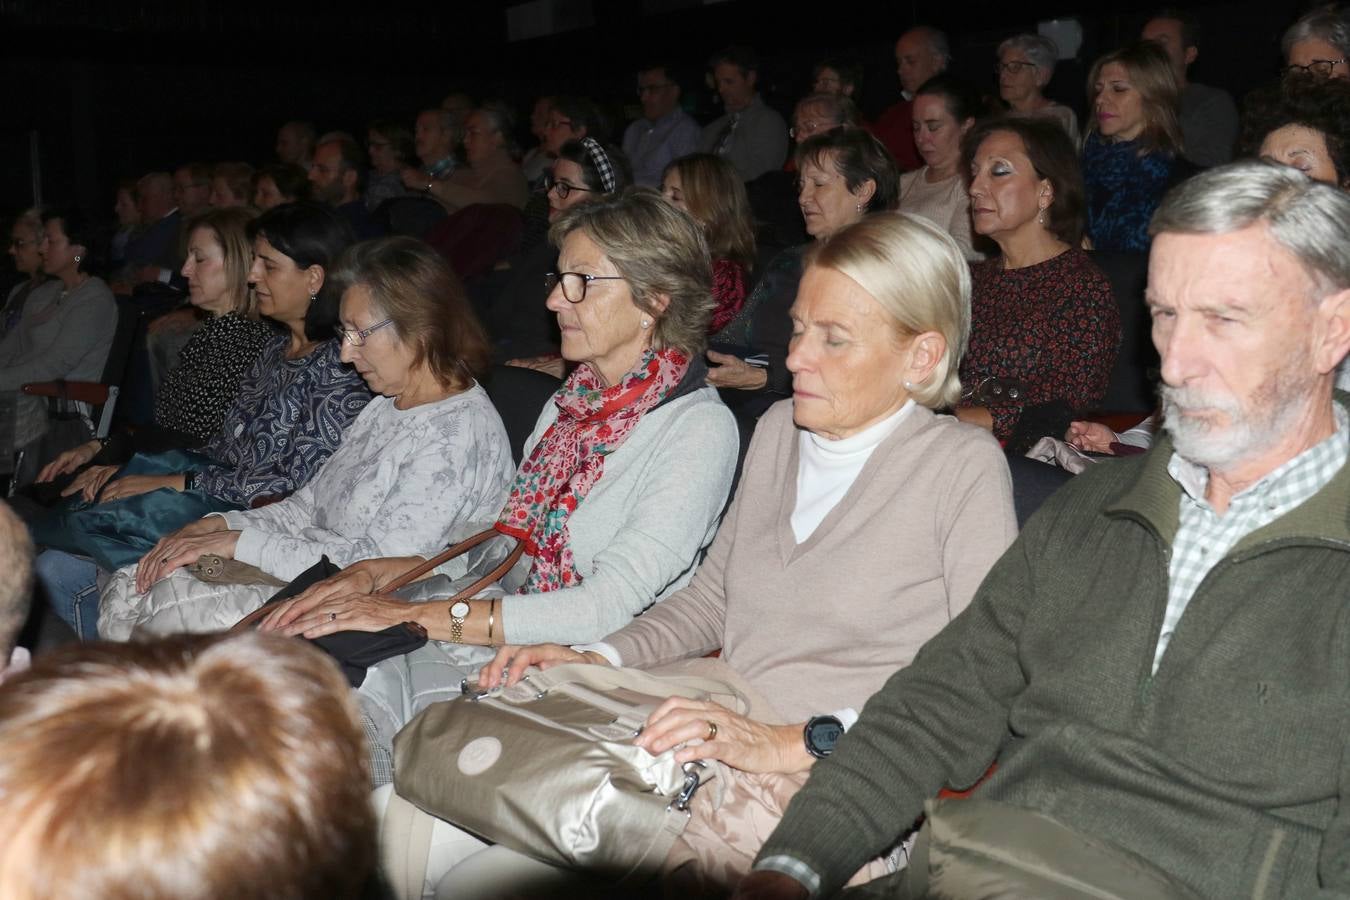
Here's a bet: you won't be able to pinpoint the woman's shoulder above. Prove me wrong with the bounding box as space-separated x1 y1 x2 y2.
643 386 737 440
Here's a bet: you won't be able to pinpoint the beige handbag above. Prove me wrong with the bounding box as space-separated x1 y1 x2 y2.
391 662 748 884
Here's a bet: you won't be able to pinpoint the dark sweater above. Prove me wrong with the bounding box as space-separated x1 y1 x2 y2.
758 422 1350 899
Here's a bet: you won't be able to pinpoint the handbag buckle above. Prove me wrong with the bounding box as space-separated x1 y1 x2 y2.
669 760 707 814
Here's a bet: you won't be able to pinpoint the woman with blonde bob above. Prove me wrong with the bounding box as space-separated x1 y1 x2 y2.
1081 41 1187 251
0 632 376 900
379 212 1018 899
660 153 757 333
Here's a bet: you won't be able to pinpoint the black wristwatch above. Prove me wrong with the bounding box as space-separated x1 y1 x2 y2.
803 715 844 759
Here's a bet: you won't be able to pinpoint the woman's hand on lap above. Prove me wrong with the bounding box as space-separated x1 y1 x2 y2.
135 529 240 593
256 557 416 633
278 591 417 639
63 465 119 502
38 440 101 483
706 350 768 391
98 473 186 503
636 697 812 774
476 643 607 690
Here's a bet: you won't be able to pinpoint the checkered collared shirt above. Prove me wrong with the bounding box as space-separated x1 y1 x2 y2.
1156 405 1349 673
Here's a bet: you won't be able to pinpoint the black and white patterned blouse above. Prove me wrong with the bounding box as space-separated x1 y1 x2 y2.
154 313 278 443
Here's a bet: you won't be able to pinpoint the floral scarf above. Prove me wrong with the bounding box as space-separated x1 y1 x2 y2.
495 347 691 592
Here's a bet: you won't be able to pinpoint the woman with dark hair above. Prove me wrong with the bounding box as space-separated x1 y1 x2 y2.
253 162 311 210
107 237 515 635
662 153 757 332
30 202 370 640
707 128 899 418
1081 41 1186 251
365 120 415 210
900 74 986 260
1242 71 1350 187
956 117 1119 447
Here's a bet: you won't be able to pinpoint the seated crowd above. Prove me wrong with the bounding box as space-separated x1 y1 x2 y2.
2 5 1350 898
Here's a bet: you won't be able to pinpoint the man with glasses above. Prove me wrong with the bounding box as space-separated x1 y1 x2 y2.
623 64 701 187
1283 5 1350 80
1142 9 1238 167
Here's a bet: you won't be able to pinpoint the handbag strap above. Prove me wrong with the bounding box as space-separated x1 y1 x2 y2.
382 528 525 598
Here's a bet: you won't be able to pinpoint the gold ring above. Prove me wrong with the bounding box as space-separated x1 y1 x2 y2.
705 721 718 741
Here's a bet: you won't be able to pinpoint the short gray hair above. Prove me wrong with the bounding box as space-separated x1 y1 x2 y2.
805 212 971 408
1282 4 1350 61
549 187 713 360
912 26 951 64
1149 160 1350 297
998 33 1059 73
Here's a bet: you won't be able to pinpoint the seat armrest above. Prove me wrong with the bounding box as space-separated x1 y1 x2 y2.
21 381 112 405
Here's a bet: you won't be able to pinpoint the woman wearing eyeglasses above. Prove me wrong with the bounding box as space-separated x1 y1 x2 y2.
997 33 1079 145
1283 5 1350 79
256 190 738 782
30 203 370 640
109 238 514 636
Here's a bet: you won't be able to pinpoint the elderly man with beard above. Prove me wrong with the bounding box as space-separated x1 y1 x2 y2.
736 161 1350 900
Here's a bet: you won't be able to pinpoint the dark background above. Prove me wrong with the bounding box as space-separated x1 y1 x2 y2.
0 0 1311 232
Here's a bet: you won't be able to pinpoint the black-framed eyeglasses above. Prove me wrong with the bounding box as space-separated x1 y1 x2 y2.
335 318 393 346
543 173 594 199
545 272 625 303
1285 58 1346 77
995 61 1038 75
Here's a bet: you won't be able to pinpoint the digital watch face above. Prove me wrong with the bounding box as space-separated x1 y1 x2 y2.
806 717 844 756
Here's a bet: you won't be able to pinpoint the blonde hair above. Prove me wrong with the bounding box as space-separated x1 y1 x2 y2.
185 206 261 318
0 633 375 900
805 213 971 408
662 153 756 268
1087 41 1184 156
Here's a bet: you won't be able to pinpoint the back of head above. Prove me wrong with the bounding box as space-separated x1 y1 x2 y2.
1149 159 1350 297
557 138 633 194
550 187 713 359
795 129 901 213
330 236 490 387
248 202 355 339
0 632 375 900
961 116 1086 246
662 153 756 267
0 501 32 666
806 212 971 408
1239 72 1350 187
1087 41 1184 155
1282 4 1350 60
185 206 261 317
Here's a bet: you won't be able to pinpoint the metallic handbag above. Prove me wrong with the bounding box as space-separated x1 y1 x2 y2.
391 662 747 883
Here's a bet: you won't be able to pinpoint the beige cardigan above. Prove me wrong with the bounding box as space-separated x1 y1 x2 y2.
604 399 1018 722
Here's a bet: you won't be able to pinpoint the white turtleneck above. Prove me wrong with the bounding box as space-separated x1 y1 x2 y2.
791 401 915 543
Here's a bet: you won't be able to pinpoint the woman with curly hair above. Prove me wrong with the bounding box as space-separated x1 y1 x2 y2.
1241 71 1350 187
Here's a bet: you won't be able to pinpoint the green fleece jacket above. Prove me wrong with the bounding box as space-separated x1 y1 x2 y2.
757 427 1350 899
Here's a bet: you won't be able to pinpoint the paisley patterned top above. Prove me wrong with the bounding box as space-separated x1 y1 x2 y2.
154 313 277 443
196 336 371 506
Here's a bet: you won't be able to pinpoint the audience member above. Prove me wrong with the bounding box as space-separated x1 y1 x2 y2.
1082 41 1186 252
109 178 140 268
996 33 1080 145
701 45 790 182
1142 8 1238 166
708 129 898 418
275 119 316 168
0 500 33 684
900 75 984 260
172 162 212 218
310 131 382 239
1 210 49 342
957 117 1118 447
208 161 255 208
1283 4 1350 78
541 95 610 156
789 92 861 145
38 207 274 480
402 107 461 195
623 63 702 187
738 160 1350 900
661 153 757 333
395 212 1019 899
365 119 415 210
30 203 369 639
441 90 475 124
1242 71 1350 187
0 632 376 900
108 238 515 635
122 171 182 285
427 103 529 212
811 55 862 99
872 26 949 171
252 162 310 210
520 95 556 184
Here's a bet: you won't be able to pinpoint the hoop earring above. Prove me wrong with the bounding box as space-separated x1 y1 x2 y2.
74 255 82 264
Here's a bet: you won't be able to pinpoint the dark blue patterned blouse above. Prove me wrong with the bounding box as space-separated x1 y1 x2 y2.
196 336 371 505
1082 133 1175 253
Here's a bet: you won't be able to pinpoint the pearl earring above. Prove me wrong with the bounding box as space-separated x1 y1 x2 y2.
640 318 651 329
1037 209 1045 226
903 380 914 391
